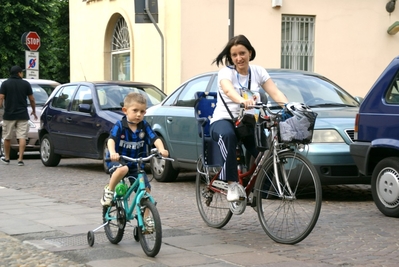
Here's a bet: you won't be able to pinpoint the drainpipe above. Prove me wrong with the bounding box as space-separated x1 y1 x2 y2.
229 0 234 40
145 0 165 92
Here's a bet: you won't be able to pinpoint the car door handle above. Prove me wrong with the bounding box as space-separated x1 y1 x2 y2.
167 117 173 122
66 117 72 123
46 115 53 121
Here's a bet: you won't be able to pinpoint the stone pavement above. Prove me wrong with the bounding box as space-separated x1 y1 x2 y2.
0 186 300 267
1 157 399 266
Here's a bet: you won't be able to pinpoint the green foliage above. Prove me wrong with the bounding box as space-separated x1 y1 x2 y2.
0 0 69 83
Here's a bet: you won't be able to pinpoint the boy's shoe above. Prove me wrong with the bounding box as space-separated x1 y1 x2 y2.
227 182 245 202
18 161 24 166
1 157 10 165
100 185 114 206
144 216 154 233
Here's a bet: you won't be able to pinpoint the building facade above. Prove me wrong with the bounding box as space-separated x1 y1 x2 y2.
70 0 399 97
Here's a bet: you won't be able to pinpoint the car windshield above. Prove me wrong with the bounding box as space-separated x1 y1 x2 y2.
29 85 51 106
96 85 165 109
267 74 359 108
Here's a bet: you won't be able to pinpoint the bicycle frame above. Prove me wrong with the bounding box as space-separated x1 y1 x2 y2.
104 169 156 232
206 105 298 199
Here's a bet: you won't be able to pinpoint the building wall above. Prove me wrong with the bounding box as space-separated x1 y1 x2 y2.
70 0 399 97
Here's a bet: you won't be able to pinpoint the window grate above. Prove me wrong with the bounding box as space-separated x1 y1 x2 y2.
281 15 315 71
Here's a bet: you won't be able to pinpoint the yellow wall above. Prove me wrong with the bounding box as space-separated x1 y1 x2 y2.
70 0 399 97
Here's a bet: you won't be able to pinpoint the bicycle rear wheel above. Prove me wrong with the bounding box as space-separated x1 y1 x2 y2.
254 150 322 244
138 199 162 257
195 158 232 228
103 200 126 244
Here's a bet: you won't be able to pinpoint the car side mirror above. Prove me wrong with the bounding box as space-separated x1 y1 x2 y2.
355 96 364 104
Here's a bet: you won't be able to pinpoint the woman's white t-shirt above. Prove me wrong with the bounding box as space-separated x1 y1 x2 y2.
210 65 270 124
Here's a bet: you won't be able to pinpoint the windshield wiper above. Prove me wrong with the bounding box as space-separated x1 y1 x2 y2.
308 103 357 108
102 107 122 110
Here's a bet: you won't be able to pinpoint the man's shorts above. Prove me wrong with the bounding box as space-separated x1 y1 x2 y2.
108 162 151 189
2 120 29 140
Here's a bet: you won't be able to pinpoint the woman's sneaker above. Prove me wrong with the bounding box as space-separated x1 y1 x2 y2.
100 185 114 206
227 182 245 202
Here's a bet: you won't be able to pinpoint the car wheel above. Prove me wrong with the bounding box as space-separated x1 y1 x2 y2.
9 148 18 160
102 139 110 174
0 137 18 159
371 157 399 217
150 137 178 182
40 134 61 167
0 138 3 157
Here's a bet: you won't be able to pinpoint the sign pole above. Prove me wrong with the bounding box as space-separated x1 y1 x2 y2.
21 31 41 79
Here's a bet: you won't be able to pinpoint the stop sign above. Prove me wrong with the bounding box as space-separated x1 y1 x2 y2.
25 31 41 51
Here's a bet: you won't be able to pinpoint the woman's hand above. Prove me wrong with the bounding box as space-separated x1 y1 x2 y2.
240 98 255 109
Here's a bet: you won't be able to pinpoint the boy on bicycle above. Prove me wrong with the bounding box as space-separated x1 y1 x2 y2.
101 92 168 207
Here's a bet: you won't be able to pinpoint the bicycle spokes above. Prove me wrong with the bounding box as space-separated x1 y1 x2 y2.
255 151 322 244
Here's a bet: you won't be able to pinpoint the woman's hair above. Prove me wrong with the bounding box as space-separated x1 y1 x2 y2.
212 34 256 67
124 92 147 107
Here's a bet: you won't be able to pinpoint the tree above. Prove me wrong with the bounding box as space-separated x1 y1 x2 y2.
0 0 69 83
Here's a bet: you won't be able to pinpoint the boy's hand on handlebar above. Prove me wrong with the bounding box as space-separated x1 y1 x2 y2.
159 149 169 158
110 152 120 161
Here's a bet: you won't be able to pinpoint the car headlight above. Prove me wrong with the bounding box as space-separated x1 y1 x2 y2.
28 120 36 128
312 129 344 143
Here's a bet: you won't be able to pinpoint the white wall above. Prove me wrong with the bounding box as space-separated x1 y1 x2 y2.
70 0 399 97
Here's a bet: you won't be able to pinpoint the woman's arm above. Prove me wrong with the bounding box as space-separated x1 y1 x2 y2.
220 79 255 109
262 79 288 107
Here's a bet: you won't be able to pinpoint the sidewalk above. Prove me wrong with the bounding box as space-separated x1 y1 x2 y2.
0 186 299 267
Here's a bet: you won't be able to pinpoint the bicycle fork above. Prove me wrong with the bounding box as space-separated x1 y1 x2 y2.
270 127 295 200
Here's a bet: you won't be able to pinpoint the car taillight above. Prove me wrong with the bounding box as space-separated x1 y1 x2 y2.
353 113 359 140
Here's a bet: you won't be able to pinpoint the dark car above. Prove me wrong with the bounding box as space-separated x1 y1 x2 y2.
145 69 369 185
0 78 60 158
39 81 166 172
350 56 399 217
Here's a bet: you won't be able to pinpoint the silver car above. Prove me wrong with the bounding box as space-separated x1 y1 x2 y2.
0 79 60 159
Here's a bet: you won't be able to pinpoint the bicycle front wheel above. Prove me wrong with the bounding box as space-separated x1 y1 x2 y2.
195 158 232 228
254 150 322 244
138 199 162 257
103 200 126 244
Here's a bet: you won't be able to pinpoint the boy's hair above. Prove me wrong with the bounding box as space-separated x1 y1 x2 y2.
124 92 147 107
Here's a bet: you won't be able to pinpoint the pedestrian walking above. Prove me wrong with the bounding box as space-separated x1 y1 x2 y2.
0 65 37 166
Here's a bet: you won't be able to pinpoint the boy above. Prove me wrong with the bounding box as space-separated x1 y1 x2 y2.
101 92 168 207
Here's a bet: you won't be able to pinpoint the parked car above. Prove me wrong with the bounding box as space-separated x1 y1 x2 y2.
145 69 369 185
350 56 399 217
0 78 60 159
38 81 167 172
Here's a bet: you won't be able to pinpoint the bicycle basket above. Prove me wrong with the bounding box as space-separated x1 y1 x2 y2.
278 103 318 144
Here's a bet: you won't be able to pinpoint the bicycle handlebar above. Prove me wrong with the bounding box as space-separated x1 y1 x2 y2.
239 102 282 117
105 148 174 164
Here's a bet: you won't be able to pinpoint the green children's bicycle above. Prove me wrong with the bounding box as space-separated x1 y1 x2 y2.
87 148 172 257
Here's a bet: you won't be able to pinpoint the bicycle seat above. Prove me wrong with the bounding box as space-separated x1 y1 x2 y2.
194 91 222 167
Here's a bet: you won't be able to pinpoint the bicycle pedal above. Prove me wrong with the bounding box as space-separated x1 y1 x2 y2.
212 180 229 191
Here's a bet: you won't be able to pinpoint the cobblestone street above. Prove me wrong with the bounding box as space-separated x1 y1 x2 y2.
0 155 398 266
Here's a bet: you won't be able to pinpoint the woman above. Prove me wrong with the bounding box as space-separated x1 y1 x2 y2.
210 34 288 202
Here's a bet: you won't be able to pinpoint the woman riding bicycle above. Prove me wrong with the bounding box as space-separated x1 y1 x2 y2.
210 34 288 202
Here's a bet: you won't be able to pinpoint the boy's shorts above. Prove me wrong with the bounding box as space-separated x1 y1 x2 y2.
2 120 29 140
108 162 151 189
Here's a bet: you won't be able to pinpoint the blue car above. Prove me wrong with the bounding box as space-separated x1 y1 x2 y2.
145 69 370 185
39 81 166 172
350 56 399 217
